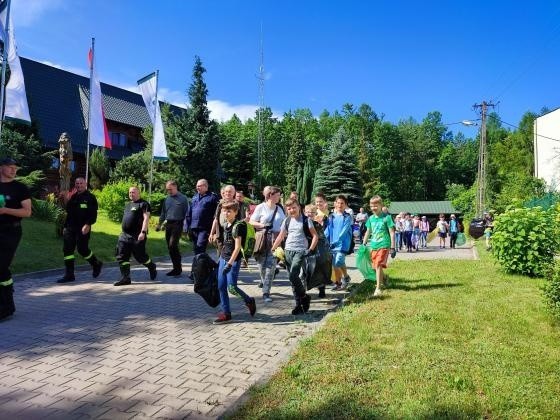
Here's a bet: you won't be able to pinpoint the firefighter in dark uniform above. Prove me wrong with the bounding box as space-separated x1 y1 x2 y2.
114 186 157 286
57 177 103 283
0 158 32 321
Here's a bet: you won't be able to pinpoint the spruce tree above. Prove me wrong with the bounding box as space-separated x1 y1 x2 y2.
167 56 220 192
312 127 363 210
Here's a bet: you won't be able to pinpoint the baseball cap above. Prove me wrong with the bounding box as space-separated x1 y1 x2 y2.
0 157 19 166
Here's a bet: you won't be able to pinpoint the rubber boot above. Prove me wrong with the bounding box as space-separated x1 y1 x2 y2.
87 255 103 278
145 261 157 280
114 264 131 286
58 258 75 283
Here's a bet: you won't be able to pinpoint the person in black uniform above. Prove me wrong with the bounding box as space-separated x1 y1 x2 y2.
57 177 103 283
114 186 157 286
0 157 32 321
157 180 190 276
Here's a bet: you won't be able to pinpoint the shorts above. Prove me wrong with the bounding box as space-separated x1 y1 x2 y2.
370 248 389 269
332 251 346 268
438 232 447 238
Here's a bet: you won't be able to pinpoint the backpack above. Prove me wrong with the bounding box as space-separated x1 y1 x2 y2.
285 214 313 243
192 253 220 308
233 220 256 262
328 212 355 255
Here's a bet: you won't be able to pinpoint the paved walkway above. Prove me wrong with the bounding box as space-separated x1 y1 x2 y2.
1 236 476 419
1 254 354 419
392 236 477 261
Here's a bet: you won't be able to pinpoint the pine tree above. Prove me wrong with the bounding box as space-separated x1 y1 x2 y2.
312 127 363 210
167 56 220 192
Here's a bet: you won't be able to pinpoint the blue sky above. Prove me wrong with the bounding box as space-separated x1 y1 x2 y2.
12 0 560 134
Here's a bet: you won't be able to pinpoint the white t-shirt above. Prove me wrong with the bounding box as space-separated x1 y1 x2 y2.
250 203 285 232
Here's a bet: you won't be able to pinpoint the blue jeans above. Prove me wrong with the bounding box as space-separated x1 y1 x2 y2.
420 231 428 247
395 232 402 250
217 258 251 314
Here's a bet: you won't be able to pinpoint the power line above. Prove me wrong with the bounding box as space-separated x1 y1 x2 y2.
488 113 560 143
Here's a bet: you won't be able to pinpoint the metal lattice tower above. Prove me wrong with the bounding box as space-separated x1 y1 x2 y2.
256 24 265 189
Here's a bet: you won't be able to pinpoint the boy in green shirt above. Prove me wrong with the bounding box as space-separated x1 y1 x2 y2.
362 196 396 297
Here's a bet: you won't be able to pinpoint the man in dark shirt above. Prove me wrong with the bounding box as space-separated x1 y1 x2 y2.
185 179 218 255
57 177 103 283
158 180 189 276
0 158 32 321
114 186 157 286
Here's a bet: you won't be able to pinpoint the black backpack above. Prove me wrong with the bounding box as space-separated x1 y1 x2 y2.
192 253 220 308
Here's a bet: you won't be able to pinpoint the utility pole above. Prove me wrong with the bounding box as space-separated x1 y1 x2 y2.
473 100 496 218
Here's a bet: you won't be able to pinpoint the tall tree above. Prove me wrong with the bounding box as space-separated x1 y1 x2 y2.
219 114 255 190
312 127 363 210
167 56 220 192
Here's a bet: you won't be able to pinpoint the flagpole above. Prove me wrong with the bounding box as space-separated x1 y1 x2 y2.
85 37 95 185
0 0 12 142
148 69 158 201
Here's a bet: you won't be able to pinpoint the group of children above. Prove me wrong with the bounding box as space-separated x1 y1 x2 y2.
394 212 463 251
211 191 397 324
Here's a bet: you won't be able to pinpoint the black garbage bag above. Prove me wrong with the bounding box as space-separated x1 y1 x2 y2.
305 238 333 290
469 218 485 239
192 253 220 308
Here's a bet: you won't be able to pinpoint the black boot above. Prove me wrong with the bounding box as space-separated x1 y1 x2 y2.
318 287 326 298
87 255 103 278
291 296 305 315
57 258 75 283
145 261 157 280
114 263 131 286
301 294 311 313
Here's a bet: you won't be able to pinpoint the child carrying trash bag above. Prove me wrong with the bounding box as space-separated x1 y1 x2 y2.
360 196 396 298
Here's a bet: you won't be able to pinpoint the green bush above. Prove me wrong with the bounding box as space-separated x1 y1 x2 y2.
94 180 132 222
146 192 166 216
32 198 63 222
492 207 559 277
543 264 560 319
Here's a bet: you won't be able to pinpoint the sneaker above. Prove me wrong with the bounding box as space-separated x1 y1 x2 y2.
340 275 351 289
246 298 257 317
301 295 311 313
57 275 75 284
373 288 382 298
114 277 131 286
92 261 103 278
213 312 232 324
291 305 305 315
331 282 341 291
166 269 182 277
318 289 326 299
149 265 157 281
263 293 273 303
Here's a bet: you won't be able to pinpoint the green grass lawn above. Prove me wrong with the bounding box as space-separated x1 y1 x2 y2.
12 212 191 274
230 245 560 419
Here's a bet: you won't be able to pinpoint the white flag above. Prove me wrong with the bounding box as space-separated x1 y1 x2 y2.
0 0 31 123
88 46 110 148
137 72 167 160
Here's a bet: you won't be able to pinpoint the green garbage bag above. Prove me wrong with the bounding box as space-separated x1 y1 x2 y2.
356 245 376 281
456 232 466 247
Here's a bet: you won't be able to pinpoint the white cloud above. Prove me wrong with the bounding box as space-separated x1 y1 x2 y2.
12 0 66 27
207 100 258 122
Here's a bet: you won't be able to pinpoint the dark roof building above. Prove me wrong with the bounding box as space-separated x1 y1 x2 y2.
21 57 184 161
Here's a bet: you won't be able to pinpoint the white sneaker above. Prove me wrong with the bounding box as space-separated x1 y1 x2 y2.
373 288 382 298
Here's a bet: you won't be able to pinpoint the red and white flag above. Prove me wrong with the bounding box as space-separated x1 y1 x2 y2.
87 46 111 148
